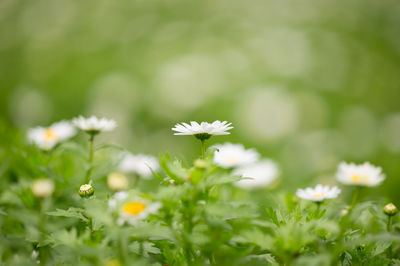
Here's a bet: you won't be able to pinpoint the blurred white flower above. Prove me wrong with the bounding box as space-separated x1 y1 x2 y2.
31 250 39 264
72 115 116 134
172 121 233 138
119 200 161 225
336 162 385 187
212 143 259 168
296 184 341 202
27 121 76 150
107 172 129 191
108 192 161 225
108 191 128 209
119 153 159 179
32 179 54 198
233 160 279 189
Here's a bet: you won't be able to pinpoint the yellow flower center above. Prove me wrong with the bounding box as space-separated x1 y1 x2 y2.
313 193 325 198
351 174 369 184
123 202 146 215
44 129 57 141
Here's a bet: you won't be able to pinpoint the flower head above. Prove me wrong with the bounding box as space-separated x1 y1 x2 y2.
27 121 76 150
336 162 385 187
212 143 259 168
108 192 161 225
296 184 341 202
172 121 233 139
32 179 54 198
79 184 94 198
73 115 116 135
107 172 129 191
233 160 279 189
384 203 398 216
119 153 159 179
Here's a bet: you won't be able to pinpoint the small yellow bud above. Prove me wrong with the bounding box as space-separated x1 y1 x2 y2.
106 258 121 266
341 206 350 217
384 203 398 216
79 184 94 198
107 172 129 191
194 159 208 169
32 179 54 198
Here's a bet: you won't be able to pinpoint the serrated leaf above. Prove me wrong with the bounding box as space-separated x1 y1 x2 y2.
47 208 88 222
159 153 187 182
129 241 161 257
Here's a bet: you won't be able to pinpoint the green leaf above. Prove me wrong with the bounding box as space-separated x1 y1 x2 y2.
202 173 241 187
160 153 187 183
129 241 161 257
47 208 88 222
372 240 391 256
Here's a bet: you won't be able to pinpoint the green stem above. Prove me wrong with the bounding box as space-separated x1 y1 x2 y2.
131 174 139 187
387 215 392 232
38 199 48 266
200 139 206 159
316 201 321 211
84 134 95 184
349 186 361 212
118 231 128 264
387 215 393 258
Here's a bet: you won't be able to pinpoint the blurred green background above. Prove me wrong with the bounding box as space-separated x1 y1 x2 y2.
1 0 400 201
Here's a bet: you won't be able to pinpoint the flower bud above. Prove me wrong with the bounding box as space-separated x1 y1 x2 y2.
341 206 350 217
32 179 54 198
107 172 129 191
194 159 208 169
79 184 94 198
384 203 398 216
106 259 121 266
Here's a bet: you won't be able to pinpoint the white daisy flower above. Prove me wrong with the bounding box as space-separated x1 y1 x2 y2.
27 121 76 150
108 191 129 209
119 153 160 179
233 160 279 189
212 143 259 168
72 115 117 134
336 162 385 187
32 179 54 198
172 120 233 139
108 192 161 225
296 184 341 202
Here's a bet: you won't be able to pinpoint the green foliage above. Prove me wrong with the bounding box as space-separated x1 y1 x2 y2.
0 127 399 265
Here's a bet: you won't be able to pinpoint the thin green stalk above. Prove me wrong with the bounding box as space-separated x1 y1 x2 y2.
387 216 393 258
118 231 128 264
131 174 139 187
84 134 95 184
38 199 48 266
316 201 321 212
387 215 392 232
200 139 206 159
349 186 361 212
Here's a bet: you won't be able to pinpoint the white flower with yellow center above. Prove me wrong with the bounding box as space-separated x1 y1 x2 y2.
119 153 159 179
336 162 385 187
108 192 161 225
296 184 341 202
27 121 76 150
107 172 129 191
172 120 233 139
32 178 54 198
212 143 259 168
233 160 279 189
72 115 117 134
